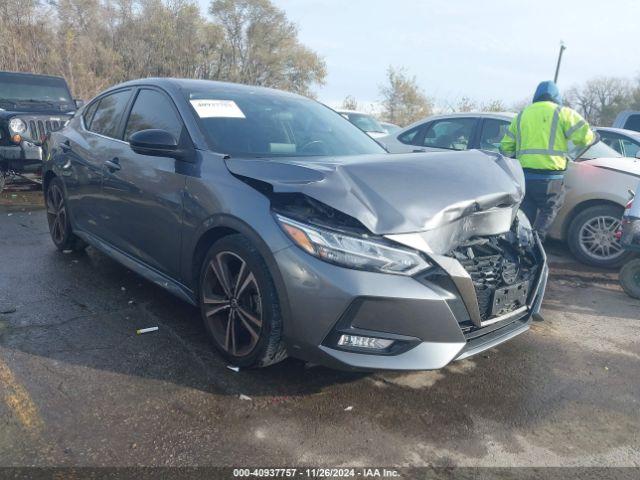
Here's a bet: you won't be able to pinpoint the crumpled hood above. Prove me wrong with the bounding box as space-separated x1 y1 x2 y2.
225 149 525 237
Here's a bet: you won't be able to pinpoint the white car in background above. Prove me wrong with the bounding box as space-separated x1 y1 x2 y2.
336 109 388 138
380 121 401 134
596 127 640 158
380 112 639 268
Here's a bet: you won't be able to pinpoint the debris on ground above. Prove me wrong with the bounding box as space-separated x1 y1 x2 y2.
239 394 252 401
136 327 159 335
0 306 17 314
128 300 134 304
226 365 240 372
62 249 72 254
344 406 353 411
121 286 126 291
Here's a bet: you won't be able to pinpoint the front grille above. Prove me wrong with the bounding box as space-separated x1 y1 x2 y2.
27 119 63 143
452 236 538 322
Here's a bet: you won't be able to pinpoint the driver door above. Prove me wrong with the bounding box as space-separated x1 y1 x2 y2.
100 87 187 279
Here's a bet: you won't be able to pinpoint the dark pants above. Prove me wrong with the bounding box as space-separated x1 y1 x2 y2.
521 176 566 241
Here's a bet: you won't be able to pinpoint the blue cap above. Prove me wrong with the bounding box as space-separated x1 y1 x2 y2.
533 81 562 105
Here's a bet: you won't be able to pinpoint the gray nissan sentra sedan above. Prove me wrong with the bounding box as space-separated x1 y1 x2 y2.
42 78 548 370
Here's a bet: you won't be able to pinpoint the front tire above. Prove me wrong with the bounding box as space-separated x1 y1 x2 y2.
567 204 631 268
620 259 640 299
45 177 86 252
199 234 287 368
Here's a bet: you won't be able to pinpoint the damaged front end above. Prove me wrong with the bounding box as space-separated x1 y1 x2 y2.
443 212 546 328
225 149 547 368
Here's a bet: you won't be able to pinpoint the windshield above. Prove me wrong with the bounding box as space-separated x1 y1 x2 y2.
0 73 73 109
569 140 622 160
188 91 385 158
342 112 385 133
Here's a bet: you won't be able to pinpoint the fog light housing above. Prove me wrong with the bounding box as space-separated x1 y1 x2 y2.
337 334 393 350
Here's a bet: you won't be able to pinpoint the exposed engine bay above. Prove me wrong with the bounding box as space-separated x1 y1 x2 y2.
448 223 539 321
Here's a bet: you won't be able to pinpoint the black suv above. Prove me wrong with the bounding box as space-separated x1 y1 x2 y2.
0 71 80 191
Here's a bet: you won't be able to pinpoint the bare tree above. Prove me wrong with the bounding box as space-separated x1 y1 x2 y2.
379 66 432 126
209 0 326 95
341 95 358 111
0 0 327 100
566 76 632 125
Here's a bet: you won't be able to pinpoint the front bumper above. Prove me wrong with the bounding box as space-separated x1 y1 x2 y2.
274 236 547 371
0 142 43 169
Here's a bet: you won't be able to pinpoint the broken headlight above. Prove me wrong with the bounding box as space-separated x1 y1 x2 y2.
515 209 535 247
275 214 430 276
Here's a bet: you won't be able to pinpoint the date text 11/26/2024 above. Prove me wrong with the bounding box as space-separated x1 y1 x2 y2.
233 468 401 478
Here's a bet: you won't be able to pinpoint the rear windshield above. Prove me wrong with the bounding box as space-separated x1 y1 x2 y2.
186 90 385 158
342 112 386 133
570 140 622 160
0 73 73 110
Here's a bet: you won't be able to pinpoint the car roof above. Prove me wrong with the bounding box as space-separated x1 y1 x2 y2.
0 70 67 81
103 77 304 99
595 126 640 139
398 111 515 133
335 109 374 115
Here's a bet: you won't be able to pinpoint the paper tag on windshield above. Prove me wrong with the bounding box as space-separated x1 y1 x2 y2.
190 99 245 119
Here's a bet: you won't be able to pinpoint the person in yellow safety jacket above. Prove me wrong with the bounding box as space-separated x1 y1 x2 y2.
500 80 595 240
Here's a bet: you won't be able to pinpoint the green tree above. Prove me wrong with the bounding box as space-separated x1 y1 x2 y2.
379 66 432 126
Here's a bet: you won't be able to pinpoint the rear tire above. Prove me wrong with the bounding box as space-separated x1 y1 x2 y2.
199 234 287 368
620 259 640 299
45 177 86 252
567 204 631 268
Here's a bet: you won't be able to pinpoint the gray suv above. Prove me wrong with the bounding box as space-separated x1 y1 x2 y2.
43 78 547 370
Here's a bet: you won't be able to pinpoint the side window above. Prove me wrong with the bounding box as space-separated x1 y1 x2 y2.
599 132 623 154
82 101 99 130
124 89 183 141
624 114 640 132
479 119 510 152
398 125 423 145
422 118 476 150
89 90 132 139
621 138 640 158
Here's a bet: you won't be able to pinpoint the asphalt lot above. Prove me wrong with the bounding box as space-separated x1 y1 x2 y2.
1 191 639 467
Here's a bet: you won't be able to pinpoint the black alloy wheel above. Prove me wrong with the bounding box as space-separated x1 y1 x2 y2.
45 177 86 252
199 235 286 368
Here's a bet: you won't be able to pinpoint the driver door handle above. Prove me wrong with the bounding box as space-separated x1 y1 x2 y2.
104 157 121 172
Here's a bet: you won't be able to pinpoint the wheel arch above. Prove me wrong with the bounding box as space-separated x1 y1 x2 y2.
189 216 293 336
42 170 57 194
560 198 624 239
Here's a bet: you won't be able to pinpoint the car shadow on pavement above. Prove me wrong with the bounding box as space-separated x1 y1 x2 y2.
0 242 368 399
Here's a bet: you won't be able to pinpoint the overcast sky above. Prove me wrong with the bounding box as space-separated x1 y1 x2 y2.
199 0 638 109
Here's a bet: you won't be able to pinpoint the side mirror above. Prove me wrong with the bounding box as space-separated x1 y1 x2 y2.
74 99 85 109
129 129 179 158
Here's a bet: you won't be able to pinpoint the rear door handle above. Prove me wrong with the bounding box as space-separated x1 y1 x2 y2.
412 149 426 153
104 157 121 172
